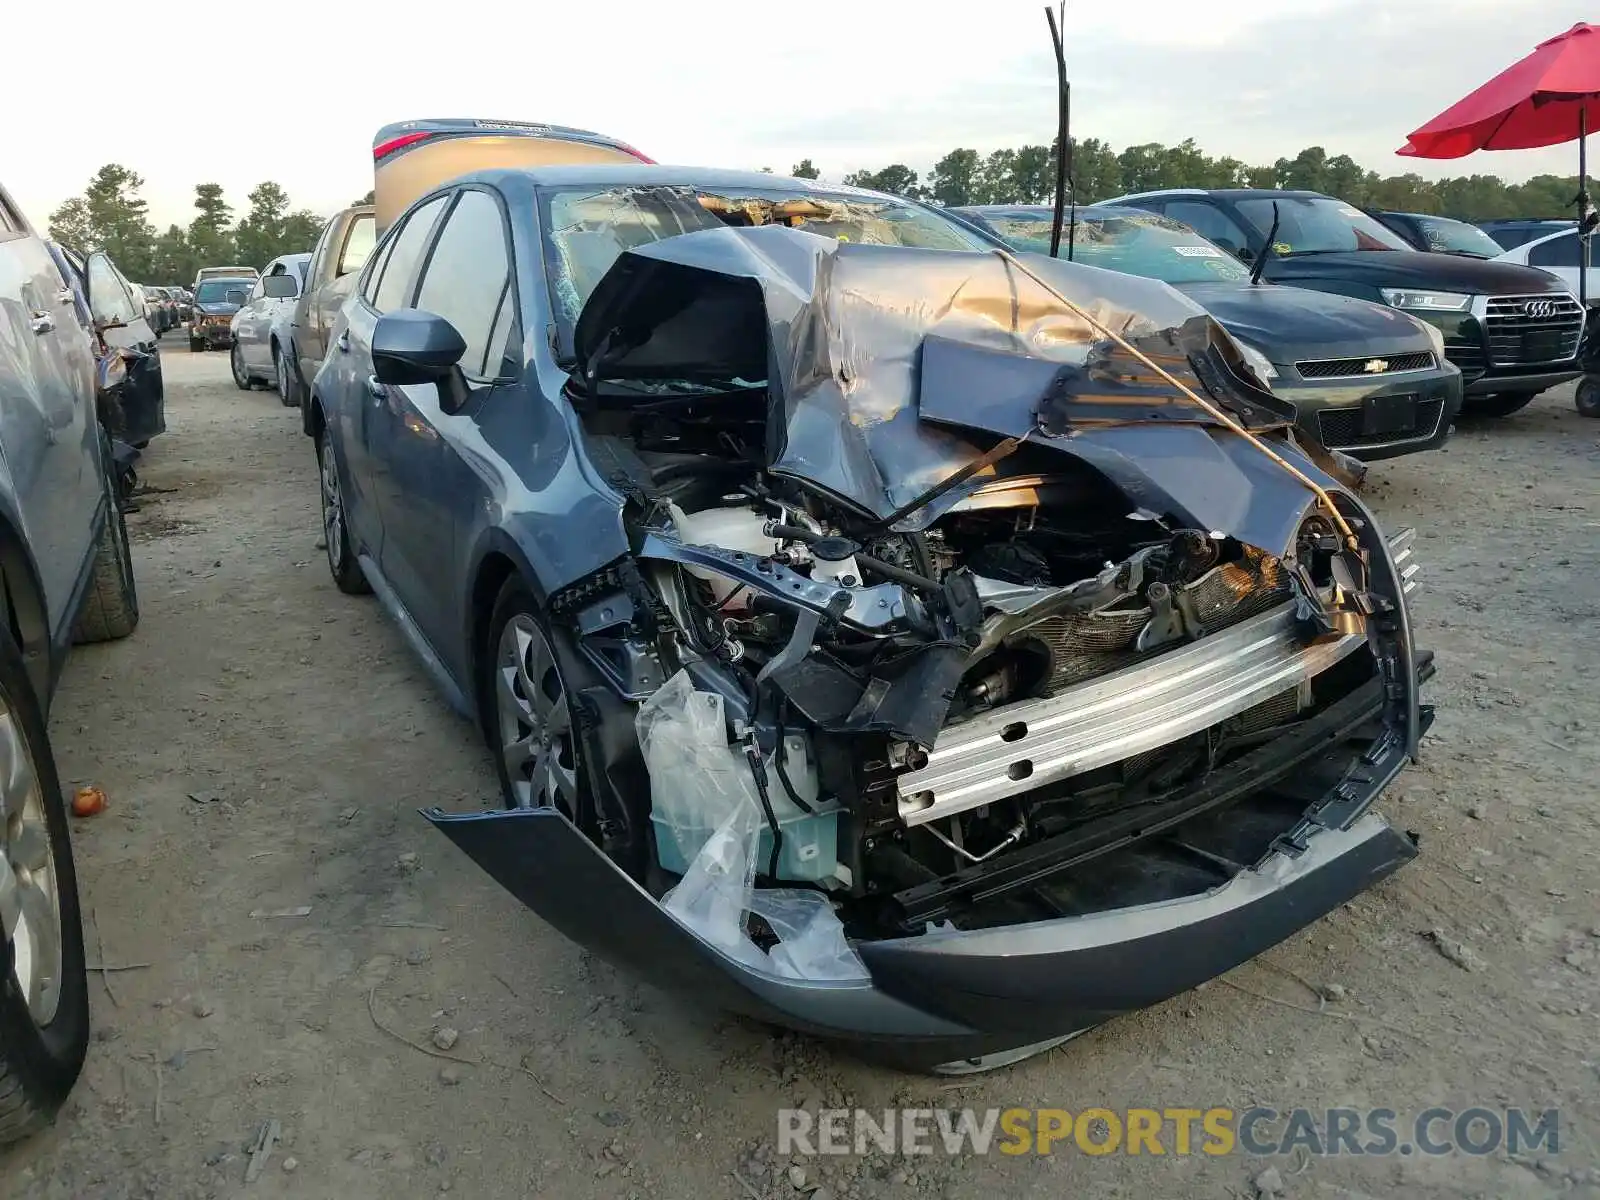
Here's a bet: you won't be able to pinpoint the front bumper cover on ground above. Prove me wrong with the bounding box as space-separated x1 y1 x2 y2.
426 667 1430 1069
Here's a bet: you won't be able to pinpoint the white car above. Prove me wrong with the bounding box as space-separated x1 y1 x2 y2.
229 252 311 403
1494 227 1600 303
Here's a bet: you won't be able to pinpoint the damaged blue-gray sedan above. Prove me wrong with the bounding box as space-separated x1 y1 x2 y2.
305 165 1433 1072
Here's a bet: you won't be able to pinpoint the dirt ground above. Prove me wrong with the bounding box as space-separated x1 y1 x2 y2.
2 343 1597 1200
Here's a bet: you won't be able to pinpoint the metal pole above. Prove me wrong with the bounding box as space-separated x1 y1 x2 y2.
1581 107 1589 307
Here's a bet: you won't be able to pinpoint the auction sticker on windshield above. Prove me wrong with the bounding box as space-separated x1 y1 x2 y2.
1172 245 1226 257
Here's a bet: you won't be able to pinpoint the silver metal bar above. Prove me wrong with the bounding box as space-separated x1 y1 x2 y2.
896 602 1368 827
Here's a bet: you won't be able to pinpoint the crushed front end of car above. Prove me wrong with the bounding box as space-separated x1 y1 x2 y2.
428 224 1432 1071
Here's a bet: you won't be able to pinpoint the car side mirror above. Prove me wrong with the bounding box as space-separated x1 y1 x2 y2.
263 275 298 299
372 309 467 386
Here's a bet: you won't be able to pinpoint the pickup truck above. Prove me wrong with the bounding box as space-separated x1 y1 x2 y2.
0 178 142 1144
286 205 375 430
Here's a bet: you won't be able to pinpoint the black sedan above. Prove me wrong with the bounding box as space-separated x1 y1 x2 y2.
307 165 1429 1071
1095 189 1582 418
951 205 1462 461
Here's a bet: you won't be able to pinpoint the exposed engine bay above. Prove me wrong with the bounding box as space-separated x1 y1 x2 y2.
530 225 1422 971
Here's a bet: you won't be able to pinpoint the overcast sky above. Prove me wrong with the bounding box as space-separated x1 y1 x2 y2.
2 0 1590 231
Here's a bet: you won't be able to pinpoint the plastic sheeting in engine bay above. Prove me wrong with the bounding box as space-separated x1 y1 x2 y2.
573 225 1343 552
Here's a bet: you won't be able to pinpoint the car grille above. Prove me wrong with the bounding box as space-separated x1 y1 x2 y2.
1296 351 1435 379
1484 294 1583 367
1317 397 1445 448
1442 334 1485 378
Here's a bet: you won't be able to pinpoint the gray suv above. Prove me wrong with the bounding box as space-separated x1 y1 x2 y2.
0 180 141 1143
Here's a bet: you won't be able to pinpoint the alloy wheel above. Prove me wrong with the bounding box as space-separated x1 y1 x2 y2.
495 615 578 812
230 344 249 388
0 705 62 1026
319 431 345 573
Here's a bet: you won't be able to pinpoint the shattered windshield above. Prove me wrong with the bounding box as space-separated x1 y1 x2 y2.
982 210 1252 285
1411 216 1505 257
539 183 991 355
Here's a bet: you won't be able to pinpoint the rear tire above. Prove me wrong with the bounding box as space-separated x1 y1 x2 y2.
318 427 369 596
1462 391 1538 418
0 622 90 1144
71 442 140 644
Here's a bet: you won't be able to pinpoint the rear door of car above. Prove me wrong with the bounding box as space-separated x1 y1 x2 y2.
368 185 521 677
0 197 100 632
326 195 450 577
235 274 271 369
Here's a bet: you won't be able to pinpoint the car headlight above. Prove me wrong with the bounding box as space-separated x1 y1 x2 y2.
1380 288 1472 312
1415 317 1447 361
1236 341 1279 388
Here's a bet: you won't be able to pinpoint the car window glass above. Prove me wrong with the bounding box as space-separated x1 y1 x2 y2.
87 255 139 324
362 234 398 306
484 282 520 377
1234 197 1411 253
338 214 376 277
1162 202 1251 254
413 190 512 379
373 197 448 313
250 279 265 300
1529 232 1582 268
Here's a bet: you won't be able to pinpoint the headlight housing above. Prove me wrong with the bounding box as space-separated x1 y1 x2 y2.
1235 340 1279 388
1380 288 1472 312
1415 317 1447 361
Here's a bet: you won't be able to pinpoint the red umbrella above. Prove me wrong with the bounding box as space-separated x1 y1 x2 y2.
1399 23 1600 158
1399 22 1600 302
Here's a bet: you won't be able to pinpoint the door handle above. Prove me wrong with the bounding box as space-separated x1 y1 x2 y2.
366 375 387 399
336 331 350 353
29 311 54 335
56 289 76 306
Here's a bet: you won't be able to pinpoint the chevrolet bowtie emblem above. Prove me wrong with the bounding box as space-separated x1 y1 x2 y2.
1363 359 1389 374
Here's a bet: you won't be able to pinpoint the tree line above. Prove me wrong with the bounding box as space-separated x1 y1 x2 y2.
47 165 334 287
50 137 1579 287
807 140 1578 220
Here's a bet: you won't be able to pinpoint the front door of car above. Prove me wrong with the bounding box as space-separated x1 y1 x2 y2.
368 187 518 682
333 196 449 583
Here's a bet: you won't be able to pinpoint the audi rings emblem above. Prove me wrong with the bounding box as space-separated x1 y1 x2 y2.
1523 299 1557 319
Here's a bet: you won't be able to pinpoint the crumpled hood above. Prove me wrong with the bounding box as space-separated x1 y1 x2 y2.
1176 281 1436 361
574 225 1350 554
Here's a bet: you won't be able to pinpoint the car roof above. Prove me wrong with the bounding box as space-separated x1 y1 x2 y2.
452 163 900 198
954 203 1170 221
1478 217 1573 227
1096 188 1329 205
1521 227 1578 249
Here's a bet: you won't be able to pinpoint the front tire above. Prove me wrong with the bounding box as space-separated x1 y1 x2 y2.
483 583 583 816
0 622 90 1144
229 343 252 391
318 427 369 595
1575 379 1600 418
71 444 140 644
1462 391 1538 418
